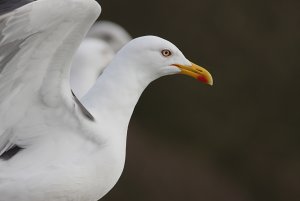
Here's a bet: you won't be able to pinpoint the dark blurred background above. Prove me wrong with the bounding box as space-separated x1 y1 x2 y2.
96 0 300 201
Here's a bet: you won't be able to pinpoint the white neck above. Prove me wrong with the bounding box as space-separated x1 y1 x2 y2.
81 57 156 140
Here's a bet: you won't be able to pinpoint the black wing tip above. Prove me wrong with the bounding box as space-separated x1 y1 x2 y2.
0 145 23 161
71 90 95 121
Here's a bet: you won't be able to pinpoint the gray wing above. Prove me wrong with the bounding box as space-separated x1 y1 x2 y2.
0 0 101 155
0 0 37 15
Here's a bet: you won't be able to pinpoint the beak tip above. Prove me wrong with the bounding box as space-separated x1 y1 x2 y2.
197 76 213 86
177 62 213 86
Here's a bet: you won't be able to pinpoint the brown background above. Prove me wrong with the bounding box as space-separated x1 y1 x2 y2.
96 0 300 201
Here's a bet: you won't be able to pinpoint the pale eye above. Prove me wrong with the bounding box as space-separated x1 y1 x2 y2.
161 49 172 57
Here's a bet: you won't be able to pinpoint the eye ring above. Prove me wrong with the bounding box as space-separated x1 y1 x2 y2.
161 49 172 57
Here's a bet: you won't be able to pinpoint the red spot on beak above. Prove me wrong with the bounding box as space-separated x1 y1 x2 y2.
197 75 208 83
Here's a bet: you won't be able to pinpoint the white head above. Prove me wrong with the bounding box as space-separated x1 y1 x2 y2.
82 36 213 126
111 36 213 85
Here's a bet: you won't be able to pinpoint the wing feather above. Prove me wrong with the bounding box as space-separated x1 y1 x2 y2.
0 0 101 155
0 0 37 15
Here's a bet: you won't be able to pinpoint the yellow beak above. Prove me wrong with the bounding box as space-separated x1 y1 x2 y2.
173 63 213 85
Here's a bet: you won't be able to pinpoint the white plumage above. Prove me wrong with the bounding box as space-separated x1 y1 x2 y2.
70 21 131 98
70 38 114 98
0 0 213 201
87 21 132 52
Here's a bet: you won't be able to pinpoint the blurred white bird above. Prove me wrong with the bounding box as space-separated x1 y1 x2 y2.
70 21 132 99
70 21 131 98
0 0 213 201
88 21 132 52
70 38 114 98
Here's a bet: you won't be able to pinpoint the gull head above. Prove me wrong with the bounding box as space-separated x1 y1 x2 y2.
115 36 213 85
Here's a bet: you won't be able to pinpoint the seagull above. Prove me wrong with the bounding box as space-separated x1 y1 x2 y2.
70 21 131 98
87 20 132 52
0 0 213 201
70 38 114 98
